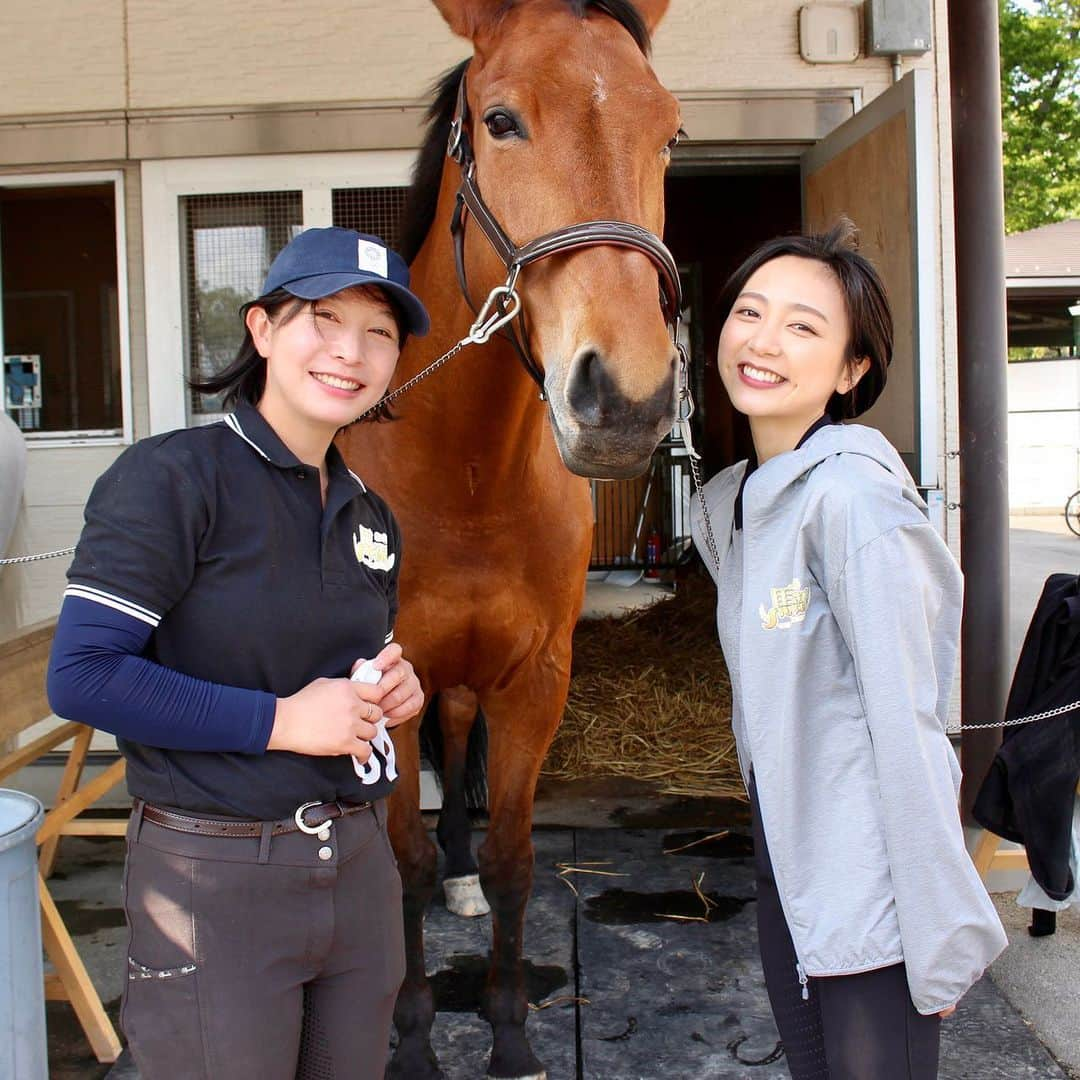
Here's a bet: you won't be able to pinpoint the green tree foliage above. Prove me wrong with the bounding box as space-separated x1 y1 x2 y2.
197 284 249 362
999 0 1080 233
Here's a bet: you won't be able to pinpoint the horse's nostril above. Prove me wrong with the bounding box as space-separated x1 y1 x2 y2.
566 348 618 423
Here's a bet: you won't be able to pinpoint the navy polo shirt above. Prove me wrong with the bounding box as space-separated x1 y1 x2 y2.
65 401 401 818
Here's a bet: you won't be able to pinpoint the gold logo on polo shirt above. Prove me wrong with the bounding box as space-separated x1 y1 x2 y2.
353 524 395 572
759 579 811 630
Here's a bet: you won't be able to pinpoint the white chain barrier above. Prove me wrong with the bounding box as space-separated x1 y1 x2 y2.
0 547 76 566
5 291 1074 735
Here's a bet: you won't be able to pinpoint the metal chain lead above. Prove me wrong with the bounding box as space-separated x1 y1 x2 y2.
358 269 522 421
675 342 722 578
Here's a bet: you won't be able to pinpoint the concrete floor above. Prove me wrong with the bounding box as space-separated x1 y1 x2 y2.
16 522 1080 1076
37 826 1077 1080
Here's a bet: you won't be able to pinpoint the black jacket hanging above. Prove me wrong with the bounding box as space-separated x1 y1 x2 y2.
973 572 1080 902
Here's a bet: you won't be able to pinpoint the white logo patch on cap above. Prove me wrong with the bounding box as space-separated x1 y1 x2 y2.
357 240 388 279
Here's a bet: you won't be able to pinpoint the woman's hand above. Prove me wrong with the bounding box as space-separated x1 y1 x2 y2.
351 643 424 728
268 677 384 758
938 1005 957 1019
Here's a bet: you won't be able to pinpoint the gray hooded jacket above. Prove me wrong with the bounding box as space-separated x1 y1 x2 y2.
691 423 1006 1014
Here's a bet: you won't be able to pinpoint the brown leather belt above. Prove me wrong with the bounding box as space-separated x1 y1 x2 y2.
140 799 373 839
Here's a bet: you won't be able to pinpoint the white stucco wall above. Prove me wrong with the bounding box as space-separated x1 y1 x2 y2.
1 0 929 117
0 0 958 633
1008 358 1080 512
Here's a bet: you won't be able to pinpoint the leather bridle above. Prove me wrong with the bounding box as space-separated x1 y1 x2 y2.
446 64 684 397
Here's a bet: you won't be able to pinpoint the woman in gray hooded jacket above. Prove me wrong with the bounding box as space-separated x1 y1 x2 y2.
691 223 1006 1079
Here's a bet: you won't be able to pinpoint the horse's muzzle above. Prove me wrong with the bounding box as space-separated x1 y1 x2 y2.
547 347 677 478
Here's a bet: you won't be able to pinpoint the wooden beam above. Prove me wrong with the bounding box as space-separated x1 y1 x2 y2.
990 849 1031 872
59 819 129 837
39 725 94 877
0 722 82 782
39 876 122 1063
0 620 56 743
972 828 1002 877
35 760 127 846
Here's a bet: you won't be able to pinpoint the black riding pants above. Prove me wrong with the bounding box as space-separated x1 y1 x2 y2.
749 777 941 1079
121 798 405 1080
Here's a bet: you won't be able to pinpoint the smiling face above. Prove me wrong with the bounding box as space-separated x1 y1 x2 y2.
250 285 401 452
717 255 870 459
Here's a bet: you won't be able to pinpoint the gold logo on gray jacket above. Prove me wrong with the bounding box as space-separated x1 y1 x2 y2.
759 579 811 630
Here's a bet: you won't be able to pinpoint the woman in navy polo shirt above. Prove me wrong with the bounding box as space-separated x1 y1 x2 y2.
47 227 429 1080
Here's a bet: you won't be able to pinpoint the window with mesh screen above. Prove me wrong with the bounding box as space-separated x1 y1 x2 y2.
332 188 408 252
181 192 302 422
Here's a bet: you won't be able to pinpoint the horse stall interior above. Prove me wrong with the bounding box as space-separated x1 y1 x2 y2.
589 168 801 574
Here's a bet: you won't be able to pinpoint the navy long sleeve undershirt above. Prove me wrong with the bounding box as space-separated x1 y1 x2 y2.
47 596 276 754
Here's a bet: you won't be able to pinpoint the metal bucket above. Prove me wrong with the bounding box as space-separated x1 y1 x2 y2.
0 789 46 1080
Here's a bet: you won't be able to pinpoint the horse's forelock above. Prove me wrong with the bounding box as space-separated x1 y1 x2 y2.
570 0 651 55
398 0 651 266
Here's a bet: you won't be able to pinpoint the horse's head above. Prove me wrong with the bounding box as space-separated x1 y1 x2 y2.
433 0 681 479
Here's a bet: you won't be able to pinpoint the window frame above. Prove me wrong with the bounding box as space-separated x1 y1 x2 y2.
141 151 415 435
0 169 133 446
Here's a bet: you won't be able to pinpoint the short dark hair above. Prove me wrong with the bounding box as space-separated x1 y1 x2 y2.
716 219 893 420
190 284 408 422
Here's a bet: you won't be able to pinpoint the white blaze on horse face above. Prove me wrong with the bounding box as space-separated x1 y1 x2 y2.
460 20 679 479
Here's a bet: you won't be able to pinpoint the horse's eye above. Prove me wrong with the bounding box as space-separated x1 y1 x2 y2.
484 109 521 140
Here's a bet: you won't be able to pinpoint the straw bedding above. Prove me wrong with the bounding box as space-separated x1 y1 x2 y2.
543 583 745 800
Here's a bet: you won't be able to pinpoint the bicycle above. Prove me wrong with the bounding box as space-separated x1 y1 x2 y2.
1066 488 1080 537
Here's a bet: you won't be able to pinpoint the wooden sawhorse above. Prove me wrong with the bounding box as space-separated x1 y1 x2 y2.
0 619 128 1064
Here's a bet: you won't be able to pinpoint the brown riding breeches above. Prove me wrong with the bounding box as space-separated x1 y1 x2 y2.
120 799 405 1080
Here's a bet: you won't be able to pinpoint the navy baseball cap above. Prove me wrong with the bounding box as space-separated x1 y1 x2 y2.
261 227 430 337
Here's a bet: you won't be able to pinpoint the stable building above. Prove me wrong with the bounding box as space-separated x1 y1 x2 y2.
1 0 962 631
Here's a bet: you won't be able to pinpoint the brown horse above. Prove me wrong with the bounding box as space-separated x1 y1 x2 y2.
339 1 681 1076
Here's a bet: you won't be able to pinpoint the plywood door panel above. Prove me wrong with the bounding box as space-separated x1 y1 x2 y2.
804 109 915 458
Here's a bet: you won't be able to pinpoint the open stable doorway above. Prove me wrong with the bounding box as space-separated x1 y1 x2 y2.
588 167 801 574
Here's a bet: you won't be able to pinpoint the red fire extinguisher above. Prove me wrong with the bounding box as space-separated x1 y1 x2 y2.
645 529 661 578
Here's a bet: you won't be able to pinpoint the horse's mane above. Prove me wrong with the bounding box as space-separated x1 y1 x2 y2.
397 0 652 265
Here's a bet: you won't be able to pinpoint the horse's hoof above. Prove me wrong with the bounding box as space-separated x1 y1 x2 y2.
444 873 490 917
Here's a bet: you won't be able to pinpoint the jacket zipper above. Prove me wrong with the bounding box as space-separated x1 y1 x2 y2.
748 764 812 1002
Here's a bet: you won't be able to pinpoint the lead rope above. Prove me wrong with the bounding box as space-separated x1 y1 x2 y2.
356 269 522 421
672 346 1080 733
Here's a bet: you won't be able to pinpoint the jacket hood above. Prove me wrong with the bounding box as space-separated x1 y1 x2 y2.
747 422 925 515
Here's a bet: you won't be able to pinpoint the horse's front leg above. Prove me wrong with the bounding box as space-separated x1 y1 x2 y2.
387 716 442 1080
477 671 566 1080
435 686 490 917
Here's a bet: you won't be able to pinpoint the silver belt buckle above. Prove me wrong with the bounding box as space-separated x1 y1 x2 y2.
294 801 332 842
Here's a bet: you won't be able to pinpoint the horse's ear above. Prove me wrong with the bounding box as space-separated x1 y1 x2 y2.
631 0 671 35
430 0 506 39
